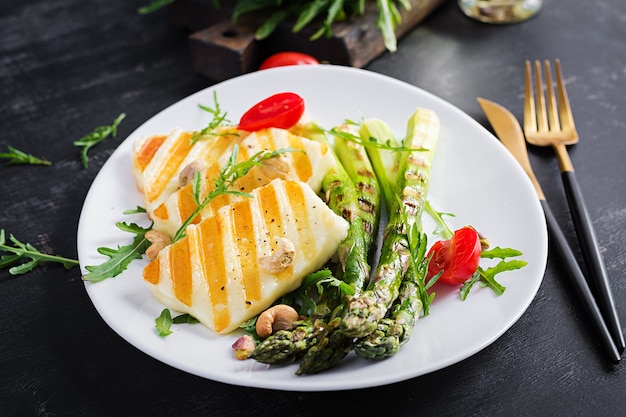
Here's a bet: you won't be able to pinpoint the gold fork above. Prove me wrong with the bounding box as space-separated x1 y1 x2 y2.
524 59 625 352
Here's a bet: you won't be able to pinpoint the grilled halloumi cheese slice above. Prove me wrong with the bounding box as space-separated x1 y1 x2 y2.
132 126 244 216
132 127 336 238
143 179 349 334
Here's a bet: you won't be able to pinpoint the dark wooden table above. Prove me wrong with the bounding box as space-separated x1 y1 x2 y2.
2 0 626 415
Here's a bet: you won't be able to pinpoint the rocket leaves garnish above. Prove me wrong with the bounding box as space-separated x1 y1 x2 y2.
74 113 125 169
155 308 200 337
460 248 528 300
155 308 174 336
0 229 78 275
190 91 234 144
280 269 355 317
328 126 427 153
82 222 151 283
0 146 51 166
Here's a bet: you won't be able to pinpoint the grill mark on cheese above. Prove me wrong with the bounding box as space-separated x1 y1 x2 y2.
178 185 200 225
146 131 193 203
135 134 167 173
283 180 316 261
231 199 261 304
143 256 160 284
153 204 169 220
286 133 313 182
257 182 293 280
170 237 193 306
198 215 230 333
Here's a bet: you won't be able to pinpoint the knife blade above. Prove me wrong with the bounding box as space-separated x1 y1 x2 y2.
477 97 621 364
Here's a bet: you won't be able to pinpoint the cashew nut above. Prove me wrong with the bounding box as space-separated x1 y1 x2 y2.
178 160 207 188
258 237 295 273
256 156 291 181
145 230 171 260
231 334 255 360
255 304 299 339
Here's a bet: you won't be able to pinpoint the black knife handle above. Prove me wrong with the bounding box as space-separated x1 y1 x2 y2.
540 199 621 363
561 170 625 352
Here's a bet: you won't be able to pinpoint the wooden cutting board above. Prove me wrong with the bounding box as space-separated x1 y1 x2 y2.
168 0 445 81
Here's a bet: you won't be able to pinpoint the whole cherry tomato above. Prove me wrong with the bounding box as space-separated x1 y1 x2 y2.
259 52 320 70
427 227 482 285
238 92 305 132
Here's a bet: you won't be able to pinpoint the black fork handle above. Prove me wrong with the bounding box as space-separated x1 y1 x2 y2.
561 170 625 352
541 198 621 363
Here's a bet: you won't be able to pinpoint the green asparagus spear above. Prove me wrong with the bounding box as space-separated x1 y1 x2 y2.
296 312 353 375
354 229 428 360
358 117 402 207
333 123 381 259
293 122 371 292
289 123 375 374
249 273 345 365
341 108 440 338
249 319 324 364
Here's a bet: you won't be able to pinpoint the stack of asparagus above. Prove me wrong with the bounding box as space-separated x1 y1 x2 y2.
247 108 440 374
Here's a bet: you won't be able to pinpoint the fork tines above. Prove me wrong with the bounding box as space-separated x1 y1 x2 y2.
524 59 577 144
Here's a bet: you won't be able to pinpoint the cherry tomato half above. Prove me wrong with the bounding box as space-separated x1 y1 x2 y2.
259 52 320 70
427 227 482 286
238 92 305 132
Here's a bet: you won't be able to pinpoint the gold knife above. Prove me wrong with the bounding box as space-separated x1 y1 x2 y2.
477 97 621 363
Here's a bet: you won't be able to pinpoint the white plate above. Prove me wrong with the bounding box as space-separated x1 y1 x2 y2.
77 65 548 391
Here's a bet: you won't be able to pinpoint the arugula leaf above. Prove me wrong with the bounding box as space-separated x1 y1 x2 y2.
280 269 353 317
155 309 199 337
82 222 151 283
172 313 200 325
0 146 51 166
0 229 78 275
424 200 454 238
481 246 524 259
406 221 437 316
155 308 174 336
138 0 176 15
123 206 147 215
460 258 528 300
190 92 233 144
74 113 125 169
328 126 427 153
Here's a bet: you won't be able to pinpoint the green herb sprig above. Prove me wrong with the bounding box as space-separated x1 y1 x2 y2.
171 144 300 243
82 221 151 282
74 113 125 169
460 248 528 300
191 92 233 144
138 0 176 15
155 308 200 337
0 229 78 275
405 219 438 316
0 146 51 166
280 269 355 317
328 126 426 153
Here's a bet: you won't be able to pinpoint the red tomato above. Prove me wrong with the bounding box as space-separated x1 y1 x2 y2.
427 227 482 285
259 52 320 70
238 92 305 132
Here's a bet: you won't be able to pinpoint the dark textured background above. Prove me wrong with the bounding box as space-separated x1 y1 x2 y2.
1 0 626 415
